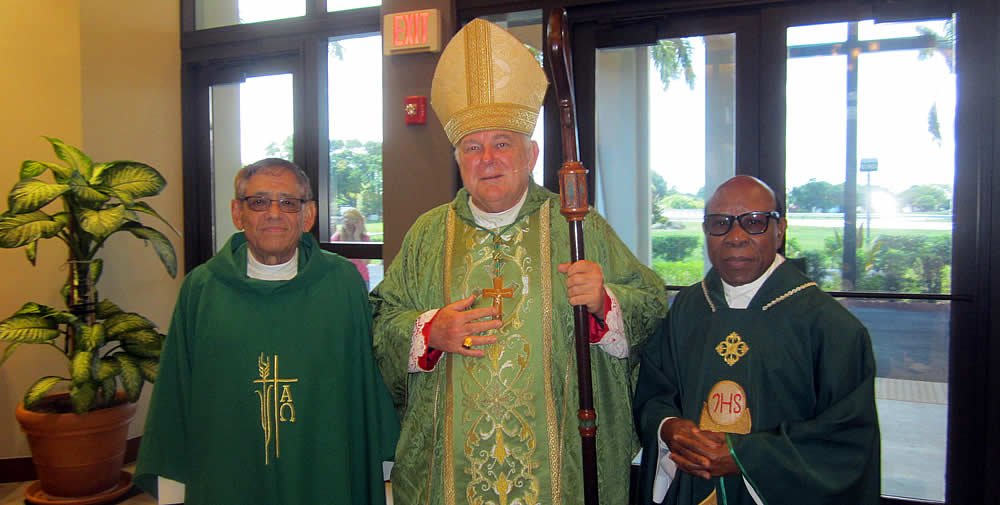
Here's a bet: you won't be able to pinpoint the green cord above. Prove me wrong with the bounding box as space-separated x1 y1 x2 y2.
473 216 525 278
725 433 768 505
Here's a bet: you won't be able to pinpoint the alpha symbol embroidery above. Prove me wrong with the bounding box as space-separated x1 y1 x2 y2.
716 332 749 366
253 353 299 464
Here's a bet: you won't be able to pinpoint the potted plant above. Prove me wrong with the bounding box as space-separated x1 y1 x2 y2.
0 137 176 500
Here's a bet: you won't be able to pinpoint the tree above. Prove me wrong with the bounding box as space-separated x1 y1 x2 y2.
663 194 702 209
329 139 383 218
787 179 841 212
264 136 384 220
651 171 668 224
916 18 954 146
651 38 696 91
898 184 950 212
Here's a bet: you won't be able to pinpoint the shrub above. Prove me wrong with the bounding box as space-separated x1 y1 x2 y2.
652 235 700 262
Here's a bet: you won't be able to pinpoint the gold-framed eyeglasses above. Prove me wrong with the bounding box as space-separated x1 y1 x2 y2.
241 196 306 213
704 211 781 236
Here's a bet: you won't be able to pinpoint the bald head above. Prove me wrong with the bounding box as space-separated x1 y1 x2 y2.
704 176 786 286
707 176 778 215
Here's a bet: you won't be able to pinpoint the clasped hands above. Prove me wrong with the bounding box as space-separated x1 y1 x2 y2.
426 260 605 357
661 418 739 479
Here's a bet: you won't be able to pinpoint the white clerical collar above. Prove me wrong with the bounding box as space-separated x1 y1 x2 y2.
247 249 298 281
468 188 528 229
722 254 785 309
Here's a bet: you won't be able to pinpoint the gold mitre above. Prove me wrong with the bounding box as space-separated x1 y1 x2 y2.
431 18 549 145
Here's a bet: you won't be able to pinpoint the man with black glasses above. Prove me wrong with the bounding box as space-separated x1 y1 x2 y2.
136 158 398 504
633 175 881 505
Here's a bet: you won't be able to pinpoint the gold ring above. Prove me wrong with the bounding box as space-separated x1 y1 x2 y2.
462 337 473 350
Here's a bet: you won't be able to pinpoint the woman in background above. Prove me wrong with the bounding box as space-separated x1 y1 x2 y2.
332 207 371 289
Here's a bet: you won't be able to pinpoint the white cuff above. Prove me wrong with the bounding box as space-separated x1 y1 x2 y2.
408 309 439 373
594 288 629 358
653 417 677 504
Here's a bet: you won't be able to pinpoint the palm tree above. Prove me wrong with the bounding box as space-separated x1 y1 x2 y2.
916 17 955 146
651 38 696 91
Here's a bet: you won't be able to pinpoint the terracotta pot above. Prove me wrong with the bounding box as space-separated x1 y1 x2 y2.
15 392 136 498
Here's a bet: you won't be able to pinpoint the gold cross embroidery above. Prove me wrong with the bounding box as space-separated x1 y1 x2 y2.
716 332 749 366
482 276 514 320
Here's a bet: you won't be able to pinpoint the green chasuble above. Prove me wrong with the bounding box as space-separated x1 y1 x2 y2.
371 182 669 505
136 232 400 505
634 262 880 505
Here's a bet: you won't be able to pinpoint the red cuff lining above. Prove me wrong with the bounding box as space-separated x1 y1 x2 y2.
418 311 443 370
588 291 613 343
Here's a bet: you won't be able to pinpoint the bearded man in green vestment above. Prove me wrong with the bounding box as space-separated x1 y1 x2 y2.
135 158 399 505
634 176 881 505
370 18 669 505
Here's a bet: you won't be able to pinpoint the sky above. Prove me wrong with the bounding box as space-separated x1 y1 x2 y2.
230 7 955 200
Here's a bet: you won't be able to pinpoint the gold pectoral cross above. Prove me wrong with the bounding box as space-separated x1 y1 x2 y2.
482 276 515 320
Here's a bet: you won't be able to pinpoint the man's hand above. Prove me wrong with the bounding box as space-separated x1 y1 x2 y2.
660 418 739 479
427 295 501 357
558 260 605 314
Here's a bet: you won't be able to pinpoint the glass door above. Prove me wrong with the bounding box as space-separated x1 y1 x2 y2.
210 71 296 251
183 55 300 267
592 14 746 285
785 16 954 502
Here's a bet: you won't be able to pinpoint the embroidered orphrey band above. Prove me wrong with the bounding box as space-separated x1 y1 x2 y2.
464 20 492 107
442 207 457 505
444 103 539 145
538 202 563 504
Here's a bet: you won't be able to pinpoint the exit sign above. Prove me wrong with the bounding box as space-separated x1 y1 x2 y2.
383 9 441 55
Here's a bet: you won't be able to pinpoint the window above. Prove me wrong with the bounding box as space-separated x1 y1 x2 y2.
181 1 382 277
327 34 384 290
597 34 735 280
572 1 977 502
786 18 954 501
193 0 380 30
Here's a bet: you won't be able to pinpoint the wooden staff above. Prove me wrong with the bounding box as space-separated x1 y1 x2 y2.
546 8 599 505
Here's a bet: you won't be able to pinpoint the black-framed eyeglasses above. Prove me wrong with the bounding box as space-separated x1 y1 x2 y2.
241 196 307 213
704 211 781 236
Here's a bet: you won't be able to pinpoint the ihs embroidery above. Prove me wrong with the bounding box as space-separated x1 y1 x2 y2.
716 332 749 366
253 353 298 464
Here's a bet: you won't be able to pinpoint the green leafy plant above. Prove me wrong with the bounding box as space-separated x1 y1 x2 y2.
0 137 177 413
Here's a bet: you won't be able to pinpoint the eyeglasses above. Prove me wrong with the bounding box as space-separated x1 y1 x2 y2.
704 211 781 236
241 196 307 213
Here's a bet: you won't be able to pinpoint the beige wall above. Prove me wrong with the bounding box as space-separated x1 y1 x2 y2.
0 1 182 459
381 0 457 264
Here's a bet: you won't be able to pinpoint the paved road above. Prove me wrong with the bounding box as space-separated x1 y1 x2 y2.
846 302 949 382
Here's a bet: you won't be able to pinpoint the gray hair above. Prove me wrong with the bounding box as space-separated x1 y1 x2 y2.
234 158 313 200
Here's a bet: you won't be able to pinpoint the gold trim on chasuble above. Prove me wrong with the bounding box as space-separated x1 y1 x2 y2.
440 205 561 505
539 203 562 505
252 353 298 465
443 207 457 505
697 489 719 505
